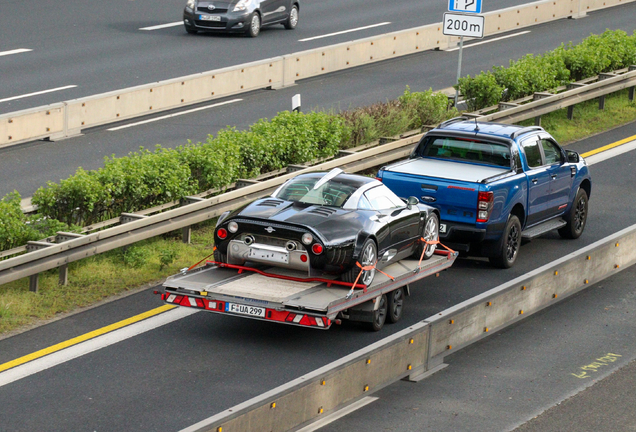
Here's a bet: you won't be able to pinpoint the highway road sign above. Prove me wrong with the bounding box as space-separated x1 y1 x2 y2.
448 0 482 13
443 13 485 38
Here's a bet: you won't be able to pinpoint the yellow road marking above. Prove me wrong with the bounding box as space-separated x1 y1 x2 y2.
581 134 636 158
0 304 175 374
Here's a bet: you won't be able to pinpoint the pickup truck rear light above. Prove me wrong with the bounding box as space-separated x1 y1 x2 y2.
477 191 494 222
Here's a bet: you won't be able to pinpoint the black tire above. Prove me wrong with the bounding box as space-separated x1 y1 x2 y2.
386 288 404 324
489 215 522 269
213 249 227 264
558 188 588 239
246 12 261 37
284 4 299 29
368 294 388 332
185 26 198 34
412 213 439 260
342 238 377 286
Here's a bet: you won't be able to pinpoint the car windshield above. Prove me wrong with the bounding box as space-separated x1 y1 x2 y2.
417 136 511 168
275 177 358 208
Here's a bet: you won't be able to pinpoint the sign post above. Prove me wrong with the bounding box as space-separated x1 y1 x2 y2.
443 0 485 108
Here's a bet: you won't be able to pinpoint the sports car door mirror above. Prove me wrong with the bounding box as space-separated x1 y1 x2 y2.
407 196 420 208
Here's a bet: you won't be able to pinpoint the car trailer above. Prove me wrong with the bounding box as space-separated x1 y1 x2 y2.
160 249 457 331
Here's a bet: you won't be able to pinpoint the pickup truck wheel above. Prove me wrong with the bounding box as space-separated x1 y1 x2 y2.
413 213 439 260
342 238 377 286
489 215 521 269
558 188 588 239
368 294 388 331
213 249 227 264
386 288 404 323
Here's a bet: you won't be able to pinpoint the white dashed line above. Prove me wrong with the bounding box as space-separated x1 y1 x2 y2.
299 22 392 42
0 85 77 103
0 48 32 57
446 31 531 51
140 21 183 31
107 98 243 131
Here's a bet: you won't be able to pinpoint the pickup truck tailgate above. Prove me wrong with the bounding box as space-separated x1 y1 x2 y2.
381 159 507 225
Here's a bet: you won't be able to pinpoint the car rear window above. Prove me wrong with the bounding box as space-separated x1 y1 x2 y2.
417 136 511 168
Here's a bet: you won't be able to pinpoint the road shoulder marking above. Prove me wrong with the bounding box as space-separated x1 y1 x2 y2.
0 48 32 57
140 22 183 31
299 22 392 42
0 85 77 104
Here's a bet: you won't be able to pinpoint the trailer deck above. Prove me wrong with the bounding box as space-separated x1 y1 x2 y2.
161 250 457 329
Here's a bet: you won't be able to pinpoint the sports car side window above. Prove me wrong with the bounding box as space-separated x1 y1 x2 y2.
358 195 373 210
364 186 403 210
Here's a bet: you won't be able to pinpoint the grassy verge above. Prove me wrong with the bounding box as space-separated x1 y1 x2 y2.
2 89 636 336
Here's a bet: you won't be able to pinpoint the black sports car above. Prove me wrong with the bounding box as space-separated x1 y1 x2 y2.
213 169 440 286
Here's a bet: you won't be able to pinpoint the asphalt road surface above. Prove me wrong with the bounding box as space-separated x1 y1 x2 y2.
1 2 635 198
0 121 635 431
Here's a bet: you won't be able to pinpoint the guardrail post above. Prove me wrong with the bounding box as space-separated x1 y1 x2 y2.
59 264 69 286
120 213 148 224
180 197 206 244
532 92 553 125
629 66 636 101
565 83 587 120
598 73 617 110
29 274 39 293
498 102 519 111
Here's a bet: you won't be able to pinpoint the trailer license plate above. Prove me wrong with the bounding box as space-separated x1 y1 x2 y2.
200 14 221 21
225 302 266 318
439 224 447 234
249 247 289 264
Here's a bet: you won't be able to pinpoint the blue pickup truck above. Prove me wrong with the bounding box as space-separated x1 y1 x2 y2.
376 118 592 268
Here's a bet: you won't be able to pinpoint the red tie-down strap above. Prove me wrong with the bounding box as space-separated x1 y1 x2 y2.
418 238 456 266
344 260 396 299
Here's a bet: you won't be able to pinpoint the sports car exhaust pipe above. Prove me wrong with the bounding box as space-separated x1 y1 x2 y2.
244 235 255 245
286 241 296 251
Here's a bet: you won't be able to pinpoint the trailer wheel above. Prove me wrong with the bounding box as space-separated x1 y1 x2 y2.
387 288 404 323
368 294 387 331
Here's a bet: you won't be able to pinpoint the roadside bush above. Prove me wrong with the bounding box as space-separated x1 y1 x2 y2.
399 86 453 128
339 100 412 148
32 168 111 226
0 192 38 252
178 135 242 192
97 147 197 215
121 245 150 268
456 72 503 111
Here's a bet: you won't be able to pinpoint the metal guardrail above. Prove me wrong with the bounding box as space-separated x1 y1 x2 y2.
1 0 633 148
2 65 636 289
181 224 636 432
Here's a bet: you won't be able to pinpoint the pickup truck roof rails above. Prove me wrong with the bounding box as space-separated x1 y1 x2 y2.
510 126 544 139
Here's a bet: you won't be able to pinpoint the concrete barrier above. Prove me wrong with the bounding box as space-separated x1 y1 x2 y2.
182 224 636 432
2 0 634 148
0 104 65 149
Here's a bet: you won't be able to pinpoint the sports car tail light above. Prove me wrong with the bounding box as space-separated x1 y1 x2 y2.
300 254 308 262
302 233 313 245
312 244 323 255
217 228 228 239
477 191 494 222
228 221 238 233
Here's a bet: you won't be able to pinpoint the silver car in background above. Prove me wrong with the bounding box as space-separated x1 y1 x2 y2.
184 0 299 37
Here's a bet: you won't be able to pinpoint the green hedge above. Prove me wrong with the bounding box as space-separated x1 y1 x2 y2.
456 29 636 110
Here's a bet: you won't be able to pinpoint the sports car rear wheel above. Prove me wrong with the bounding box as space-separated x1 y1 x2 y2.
213 249 227 264
342 238 377 286
412 213 439 260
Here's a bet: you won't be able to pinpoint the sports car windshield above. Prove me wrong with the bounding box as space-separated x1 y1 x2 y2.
275 177 358 208
417 136 511 168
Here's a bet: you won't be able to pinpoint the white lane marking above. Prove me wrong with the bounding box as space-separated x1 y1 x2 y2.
0 48 32 57
586 138 636 165
295 397 379 432
0 307 198 389
299 22 392 42
107 98 243 131
446 31 531 51
140 21 183 31
0 85 77 104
